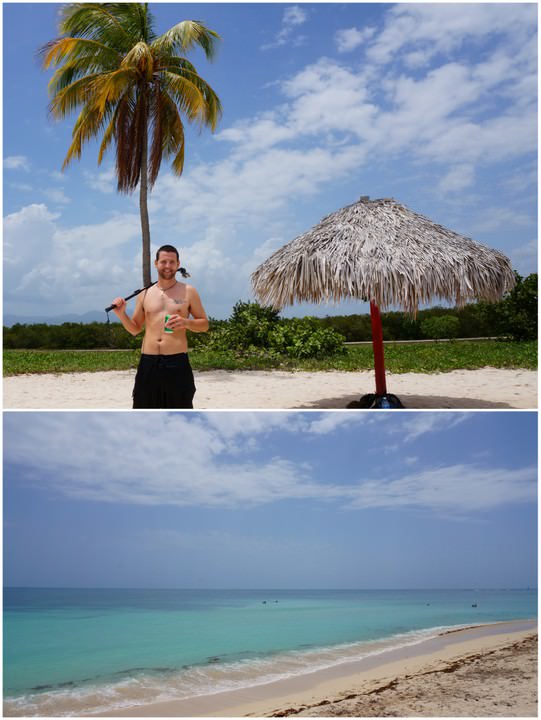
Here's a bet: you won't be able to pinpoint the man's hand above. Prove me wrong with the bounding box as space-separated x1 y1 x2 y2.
111 297 127 316
165 314 189 330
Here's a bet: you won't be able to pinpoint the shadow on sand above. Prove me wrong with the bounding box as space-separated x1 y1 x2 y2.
295 394 515 410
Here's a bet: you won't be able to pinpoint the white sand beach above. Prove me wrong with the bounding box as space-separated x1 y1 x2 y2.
3 367 537 409
92 621 537 717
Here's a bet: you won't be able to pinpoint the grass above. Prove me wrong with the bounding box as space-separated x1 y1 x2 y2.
3 350 141 376
3 340 537 376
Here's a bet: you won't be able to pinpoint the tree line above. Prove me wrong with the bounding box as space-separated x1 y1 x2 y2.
320 273 536 342
4 273 536 351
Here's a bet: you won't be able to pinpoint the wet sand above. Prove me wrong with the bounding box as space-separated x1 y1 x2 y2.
3 367 537 409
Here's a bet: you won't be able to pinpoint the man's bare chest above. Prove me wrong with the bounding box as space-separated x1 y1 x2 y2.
144 286 190 317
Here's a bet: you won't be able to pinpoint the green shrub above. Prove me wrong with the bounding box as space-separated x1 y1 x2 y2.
269 318 346 358
208 302 345 359
496 273 538 341
420 315 461 339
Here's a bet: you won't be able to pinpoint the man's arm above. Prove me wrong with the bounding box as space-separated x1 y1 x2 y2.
184 286 209 333
111 291 145 336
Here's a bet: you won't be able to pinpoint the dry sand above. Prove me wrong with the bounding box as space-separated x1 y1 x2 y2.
3 367 537 409
93 621 537 717
277 633 538 718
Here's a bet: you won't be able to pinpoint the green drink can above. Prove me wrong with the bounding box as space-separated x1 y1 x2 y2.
164 314 173 333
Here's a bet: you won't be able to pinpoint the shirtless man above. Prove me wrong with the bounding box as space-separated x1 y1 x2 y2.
110 245 208 409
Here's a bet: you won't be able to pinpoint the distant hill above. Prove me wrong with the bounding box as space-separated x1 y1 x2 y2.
3 311 120 327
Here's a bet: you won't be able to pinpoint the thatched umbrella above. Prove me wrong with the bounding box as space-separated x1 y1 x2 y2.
251 196 515 408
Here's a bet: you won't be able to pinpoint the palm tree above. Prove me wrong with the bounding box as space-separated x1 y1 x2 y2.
40 2 222 285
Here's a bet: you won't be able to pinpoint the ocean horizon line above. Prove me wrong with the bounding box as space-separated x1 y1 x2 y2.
4 585 538 591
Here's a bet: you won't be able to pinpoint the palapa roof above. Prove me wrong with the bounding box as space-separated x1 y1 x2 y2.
251 197 515 315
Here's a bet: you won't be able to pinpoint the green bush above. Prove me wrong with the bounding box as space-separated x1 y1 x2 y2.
269 318 346 358
496 272 538 341
420 315 461 339
208 302 345 359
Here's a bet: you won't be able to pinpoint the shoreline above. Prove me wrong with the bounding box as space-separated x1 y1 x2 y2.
86 620 537 718
3 367 537 409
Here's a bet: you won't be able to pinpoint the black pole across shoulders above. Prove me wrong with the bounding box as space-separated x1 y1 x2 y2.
105 267 190 315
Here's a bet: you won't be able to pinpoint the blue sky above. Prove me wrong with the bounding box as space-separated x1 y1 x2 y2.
3 411 537 589
3 3 537 320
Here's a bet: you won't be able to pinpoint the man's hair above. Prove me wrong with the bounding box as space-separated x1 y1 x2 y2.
156 244 179 261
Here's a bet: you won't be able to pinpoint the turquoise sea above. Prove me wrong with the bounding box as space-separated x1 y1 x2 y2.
3 587 537 716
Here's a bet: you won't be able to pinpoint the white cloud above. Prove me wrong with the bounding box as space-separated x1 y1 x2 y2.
335 27 376 53
4 155 30 171
283 6 307 28
43 187 71 205
262 5 308 50
365 4 536 67
438 164 476 194
8 182 33 192
4 414 534 517
84 166 117 194
3 203 142 313
510 239 538 277
397 413 470 443
204 412 294 440
306 413 371 436
217 115 295 155
3 413 338 509
469 206 533 234
513 239 537 262
418 111 536 166
349 465 537 514
3 204 60 271
217 29 535 190
203 412 370 440
502 166 537 196
150 140 367 274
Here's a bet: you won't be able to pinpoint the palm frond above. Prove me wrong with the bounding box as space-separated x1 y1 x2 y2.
48 60 105 98
49 72 102 118
133 2 156 43
97 97 126 164
59 3 135 52
90 67 137 114
161 72 204 124
121 41 154 79
158 56 198 75
115 87 147 192
40 36 121 70
164 67 222 130
162 101 185 176
148 87 185 183
63 102 110 168
114 93 134 188
148 84 163 183
152 20 221 61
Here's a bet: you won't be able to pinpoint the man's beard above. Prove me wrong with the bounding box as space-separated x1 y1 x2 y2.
157 268 177 279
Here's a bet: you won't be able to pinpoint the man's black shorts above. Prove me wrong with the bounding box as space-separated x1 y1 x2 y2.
132 353 196 409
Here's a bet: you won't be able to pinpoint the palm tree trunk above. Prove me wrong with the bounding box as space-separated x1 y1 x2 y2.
139 115 151 286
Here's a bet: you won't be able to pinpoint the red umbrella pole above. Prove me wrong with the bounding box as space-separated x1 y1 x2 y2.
369 301 387 395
